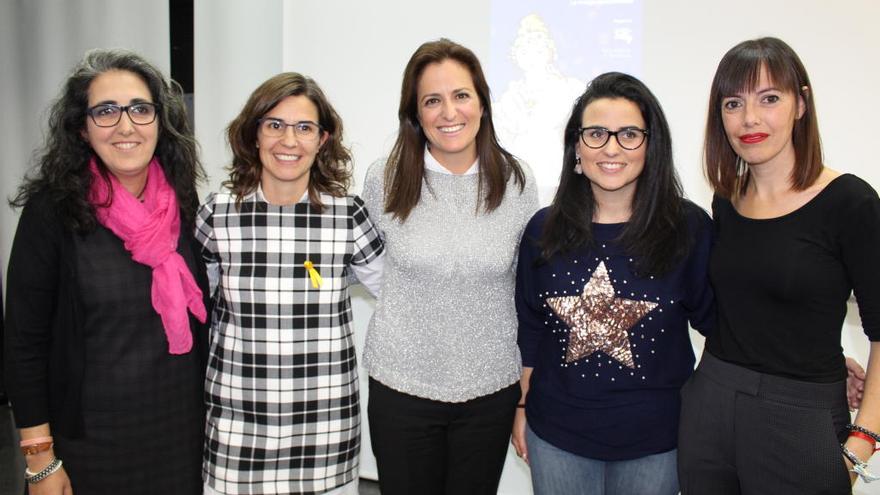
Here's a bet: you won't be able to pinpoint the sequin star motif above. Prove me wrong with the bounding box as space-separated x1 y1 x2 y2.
546 261 657 368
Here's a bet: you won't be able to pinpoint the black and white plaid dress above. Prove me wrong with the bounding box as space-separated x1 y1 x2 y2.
195 188 384 495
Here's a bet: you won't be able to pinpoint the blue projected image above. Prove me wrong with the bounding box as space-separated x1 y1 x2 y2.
489 0 643 202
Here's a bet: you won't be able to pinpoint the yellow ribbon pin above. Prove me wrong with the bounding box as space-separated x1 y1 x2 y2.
303 260 323 288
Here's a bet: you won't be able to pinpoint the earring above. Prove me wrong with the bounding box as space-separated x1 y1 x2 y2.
256 143 260 149
574 156 582 174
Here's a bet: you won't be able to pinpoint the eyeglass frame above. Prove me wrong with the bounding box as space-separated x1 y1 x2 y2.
85 102 160 128
578 126 649 150
256 118 324 141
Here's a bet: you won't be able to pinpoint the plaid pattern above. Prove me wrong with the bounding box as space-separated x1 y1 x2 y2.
195 189 384 495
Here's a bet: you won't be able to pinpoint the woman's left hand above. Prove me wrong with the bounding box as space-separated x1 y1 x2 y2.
847 356 867 410
511 408 528 465
843 435 875 486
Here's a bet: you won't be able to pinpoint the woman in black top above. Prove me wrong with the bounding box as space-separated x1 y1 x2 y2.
5 49 208 494
677 37 880 494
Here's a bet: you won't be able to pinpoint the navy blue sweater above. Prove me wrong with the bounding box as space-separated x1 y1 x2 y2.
516 203 714 461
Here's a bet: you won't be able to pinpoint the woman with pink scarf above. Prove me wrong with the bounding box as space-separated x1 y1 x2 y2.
5 49 208 494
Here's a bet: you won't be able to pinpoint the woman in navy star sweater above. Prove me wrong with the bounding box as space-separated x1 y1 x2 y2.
513 72 714 495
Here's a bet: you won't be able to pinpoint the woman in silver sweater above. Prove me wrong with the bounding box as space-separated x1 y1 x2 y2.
361 38 538 494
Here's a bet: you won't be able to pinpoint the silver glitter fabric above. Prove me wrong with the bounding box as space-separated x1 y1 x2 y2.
546 261 658 368
361 156 539 402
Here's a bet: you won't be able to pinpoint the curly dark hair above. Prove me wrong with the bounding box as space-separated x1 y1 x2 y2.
10 48 204 231
225 72 352 210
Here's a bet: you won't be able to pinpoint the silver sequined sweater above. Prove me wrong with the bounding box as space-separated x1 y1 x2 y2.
361 157 539 402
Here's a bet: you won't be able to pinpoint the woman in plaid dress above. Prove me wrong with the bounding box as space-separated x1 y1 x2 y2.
196 73 385 495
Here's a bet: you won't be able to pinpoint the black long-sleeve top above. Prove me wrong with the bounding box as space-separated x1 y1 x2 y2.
4 191 209 436
707 174 880 382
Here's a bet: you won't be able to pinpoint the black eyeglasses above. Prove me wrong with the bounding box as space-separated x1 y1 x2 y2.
579 126 649 150
86 102 159 127
257 118 323 141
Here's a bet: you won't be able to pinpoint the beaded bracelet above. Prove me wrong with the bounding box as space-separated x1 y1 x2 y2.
841 444 880 483
24 457 63 484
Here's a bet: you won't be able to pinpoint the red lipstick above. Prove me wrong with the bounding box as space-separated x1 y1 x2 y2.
739 133 768 144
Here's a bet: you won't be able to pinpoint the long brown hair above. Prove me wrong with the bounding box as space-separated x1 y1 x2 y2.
384 38 525 221
704 37 823 198
225 72 351 210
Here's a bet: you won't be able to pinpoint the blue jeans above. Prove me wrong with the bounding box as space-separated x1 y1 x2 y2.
526 424 679 495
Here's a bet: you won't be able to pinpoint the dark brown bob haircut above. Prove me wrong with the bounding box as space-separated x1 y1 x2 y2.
384 38 526 221
225 72 351 209
704 37 823 198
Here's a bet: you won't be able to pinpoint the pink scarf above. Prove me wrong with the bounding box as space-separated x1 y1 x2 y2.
89 157 206 354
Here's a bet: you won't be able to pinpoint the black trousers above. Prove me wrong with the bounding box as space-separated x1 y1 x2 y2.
367 378 520 495
678 351 851 495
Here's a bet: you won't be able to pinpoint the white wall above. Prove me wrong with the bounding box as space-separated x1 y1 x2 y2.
194 0 284 196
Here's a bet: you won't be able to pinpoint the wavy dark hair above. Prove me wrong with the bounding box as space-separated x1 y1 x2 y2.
225 72 351 210
11 48 203 231
705 37 822 198
384 38 526 221
539 72 689 276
